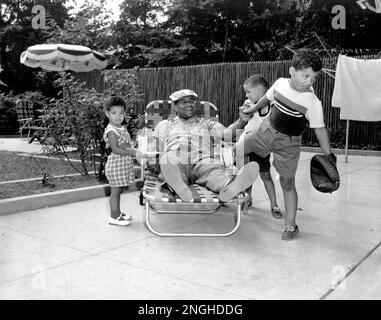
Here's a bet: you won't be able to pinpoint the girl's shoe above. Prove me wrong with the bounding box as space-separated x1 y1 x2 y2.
109 213 131 226
121 213 132 220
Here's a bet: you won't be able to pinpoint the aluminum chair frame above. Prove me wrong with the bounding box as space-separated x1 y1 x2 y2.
140 100 248 237
15 99 47 142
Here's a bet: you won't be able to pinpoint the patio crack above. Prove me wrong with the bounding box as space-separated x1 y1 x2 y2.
319 240 381 300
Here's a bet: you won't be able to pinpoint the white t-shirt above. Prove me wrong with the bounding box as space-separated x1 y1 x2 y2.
266 77 325 129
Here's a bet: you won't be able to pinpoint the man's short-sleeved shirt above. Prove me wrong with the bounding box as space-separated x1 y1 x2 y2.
266 77 325 135
153 116 224 153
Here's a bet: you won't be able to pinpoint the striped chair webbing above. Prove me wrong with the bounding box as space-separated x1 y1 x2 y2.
15 99 34 120
143 174 220 203
145 100 219 129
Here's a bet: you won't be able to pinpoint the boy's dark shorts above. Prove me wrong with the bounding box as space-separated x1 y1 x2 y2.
247 152 270 173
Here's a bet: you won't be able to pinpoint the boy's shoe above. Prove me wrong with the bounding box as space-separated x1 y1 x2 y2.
219 162 259 203
109 213 131 226
281 224 299 240
160 163 193 202
121 213 132 220
271 207 282 219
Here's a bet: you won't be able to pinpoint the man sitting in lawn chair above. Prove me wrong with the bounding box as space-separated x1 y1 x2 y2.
152 89 259 203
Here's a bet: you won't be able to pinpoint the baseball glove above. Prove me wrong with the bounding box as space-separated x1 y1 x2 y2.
310 153 340 193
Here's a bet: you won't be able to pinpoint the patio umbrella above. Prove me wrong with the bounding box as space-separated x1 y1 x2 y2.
20 43 107 72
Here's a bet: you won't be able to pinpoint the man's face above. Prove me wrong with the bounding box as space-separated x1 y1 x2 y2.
244 83 266 103
174 96 197 119
289 66 320 92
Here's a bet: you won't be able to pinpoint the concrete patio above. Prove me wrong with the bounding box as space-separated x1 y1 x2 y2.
0 151 380 300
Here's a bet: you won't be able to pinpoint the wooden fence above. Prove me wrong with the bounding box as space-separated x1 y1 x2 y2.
77 56 381 148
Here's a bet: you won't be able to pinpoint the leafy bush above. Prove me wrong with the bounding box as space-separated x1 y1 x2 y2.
0 92 18 134
40 70 145 180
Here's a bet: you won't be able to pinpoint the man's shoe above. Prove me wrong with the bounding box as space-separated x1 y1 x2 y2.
109 214 131 226
219 162 259 202
271 207 282 219
281 224 299 240
160 164 193 202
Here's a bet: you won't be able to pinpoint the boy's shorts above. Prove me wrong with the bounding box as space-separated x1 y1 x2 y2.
247 152 270 173
236 119 302 179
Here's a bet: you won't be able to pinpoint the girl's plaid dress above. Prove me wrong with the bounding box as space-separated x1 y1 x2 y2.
103 124 135 187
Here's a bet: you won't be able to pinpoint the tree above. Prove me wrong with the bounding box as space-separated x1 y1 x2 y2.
119 0 162 30
0 0 69 93
48 0 113 51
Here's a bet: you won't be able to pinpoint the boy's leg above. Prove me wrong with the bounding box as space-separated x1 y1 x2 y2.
234 120 272 169
279 176 297 223
241 153 253 205
247 151 274 208
260 171 279 210
271 133 302 239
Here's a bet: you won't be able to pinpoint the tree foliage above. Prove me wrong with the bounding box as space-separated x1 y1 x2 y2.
1 0 380 91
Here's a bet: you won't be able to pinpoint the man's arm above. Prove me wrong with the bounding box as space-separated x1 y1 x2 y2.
314 127 332 156
217 105 256 142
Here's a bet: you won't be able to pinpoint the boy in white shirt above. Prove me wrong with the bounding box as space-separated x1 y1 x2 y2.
237 75 282 219
235 49 336 240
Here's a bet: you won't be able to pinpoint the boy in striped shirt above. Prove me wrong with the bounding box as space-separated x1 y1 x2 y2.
234 49 336 240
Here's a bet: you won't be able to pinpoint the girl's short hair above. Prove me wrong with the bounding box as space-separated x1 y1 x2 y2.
104 95 126 111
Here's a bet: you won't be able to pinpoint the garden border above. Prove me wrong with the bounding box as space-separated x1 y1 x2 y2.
0 180 142 216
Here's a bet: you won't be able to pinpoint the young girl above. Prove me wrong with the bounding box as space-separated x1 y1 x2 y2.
103 95 143 226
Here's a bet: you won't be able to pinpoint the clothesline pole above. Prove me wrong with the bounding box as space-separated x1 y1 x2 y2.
345 119 350 163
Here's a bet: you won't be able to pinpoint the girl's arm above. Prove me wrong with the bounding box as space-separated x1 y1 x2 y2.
107 131 143 158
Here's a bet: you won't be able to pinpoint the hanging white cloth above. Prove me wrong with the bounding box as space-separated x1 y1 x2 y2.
332 54 381 121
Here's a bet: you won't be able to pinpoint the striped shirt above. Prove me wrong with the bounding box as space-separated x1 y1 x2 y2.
266 78 325 136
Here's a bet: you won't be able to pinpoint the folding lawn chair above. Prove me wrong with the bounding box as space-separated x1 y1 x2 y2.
140 100 249 237
15 99 46 143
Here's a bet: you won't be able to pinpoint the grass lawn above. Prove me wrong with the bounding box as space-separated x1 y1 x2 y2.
0 150 88 182
0 150 105 200
0 175 105 200
0 150 140 200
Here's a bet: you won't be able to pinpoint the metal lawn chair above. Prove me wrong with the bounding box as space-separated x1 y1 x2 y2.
15 99 46 143
140 100 248 237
